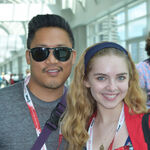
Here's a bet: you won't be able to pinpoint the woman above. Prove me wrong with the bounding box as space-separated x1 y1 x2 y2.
61 42 148 150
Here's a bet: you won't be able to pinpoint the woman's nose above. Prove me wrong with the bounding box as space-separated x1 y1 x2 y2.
106 79 117 91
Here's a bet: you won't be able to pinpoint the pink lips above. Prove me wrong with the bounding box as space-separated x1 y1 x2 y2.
46 69 60 76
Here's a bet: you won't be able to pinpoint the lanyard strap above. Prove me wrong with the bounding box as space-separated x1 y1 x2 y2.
24 76 67 150
87 104 125 150
24 76 47 150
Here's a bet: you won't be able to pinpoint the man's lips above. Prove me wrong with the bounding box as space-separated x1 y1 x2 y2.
42 66 63 73
47 69 60 73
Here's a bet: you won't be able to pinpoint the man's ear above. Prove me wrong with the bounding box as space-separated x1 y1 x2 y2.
71 50 77 65
26 50 31 65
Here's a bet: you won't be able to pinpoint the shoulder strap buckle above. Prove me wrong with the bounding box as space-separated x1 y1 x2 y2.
46 102 66 130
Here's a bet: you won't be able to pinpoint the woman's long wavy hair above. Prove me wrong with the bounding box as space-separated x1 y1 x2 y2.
61 42 148 150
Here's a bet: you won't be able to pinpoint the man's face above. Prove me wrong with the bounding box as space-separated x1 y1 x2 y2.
26 27 76 89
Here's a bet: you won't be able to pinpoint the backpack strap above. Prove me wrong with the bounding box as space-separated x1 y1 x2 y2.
31 87 67 150
142 113 150 149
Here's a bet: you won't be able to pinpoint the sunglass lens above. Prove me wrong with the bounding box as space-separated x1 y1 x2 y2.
31 47 49 62
54 47 72 61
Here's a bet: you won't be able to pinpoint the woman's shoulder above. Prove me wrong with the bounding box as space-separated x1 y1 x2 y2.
124 103 144 121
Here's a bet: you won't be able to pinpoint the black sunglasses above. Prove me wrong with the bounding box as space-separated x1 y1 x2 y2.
29 47 73 62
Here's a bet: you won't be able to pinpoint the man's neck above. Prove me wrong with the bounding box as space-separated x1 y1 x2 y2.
27 81 64 102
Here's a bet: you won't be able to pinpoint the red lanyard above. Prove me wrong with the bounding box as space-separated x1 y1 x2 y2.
57 133 63 150
108 138 114 150
24 75 47 150
87 104 125 150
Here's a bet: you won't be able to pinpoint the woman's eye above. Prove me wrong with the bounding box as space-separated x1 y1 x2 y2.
118 76 126 81
97 76 105 81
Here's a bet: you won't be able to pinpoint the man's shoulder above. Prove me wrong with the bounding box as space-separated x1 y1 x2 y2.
136 59 150 70
136 61 146 67
0 80 23 97
0 81 24 116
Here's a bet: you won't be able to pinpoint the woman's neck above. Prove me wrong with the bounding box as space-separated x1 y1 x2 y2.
96 102 123 124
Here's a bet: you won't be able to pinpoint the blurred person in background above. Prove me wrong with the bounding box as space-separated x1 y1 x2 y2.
9 74 15 85
136 34 150 109
0 74 3 88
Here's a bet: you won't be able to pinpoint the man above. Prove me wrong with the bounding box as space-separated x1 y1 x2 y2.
136 35 150 109
0 14 76 150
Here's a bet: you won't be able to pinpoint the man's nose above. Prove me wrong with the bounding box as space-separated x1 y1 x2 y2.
45 50 58 64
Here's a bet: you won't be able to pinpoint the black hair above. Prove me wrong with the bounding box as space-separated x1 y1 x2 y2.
145 36 150 56
27 14 74 49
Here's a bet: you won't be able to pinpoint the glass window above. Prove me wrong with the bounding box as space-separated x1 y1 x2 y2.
0 35 8 62
115 12 125 25
117 25 125 41
111 20 117 28
13 59 18 74
13 4 28 21
97 22 105 32
120 41 126 48
0 36 8 49
0 57 4 63
5 51 11 59
0 4 13 21
128 42 138 62
97 18 109 33
87 36 96 46
16 36 24 50
92 36 96 44
128 18 146 38
42 4 52 14
0 28 8 35
98 23 103 32
7 35 16 50
98 34 109 42
139 41 148 61
62 0 74 9
99 34 104 41
88 24 96 36
4 22 25 35
128 2 146 21
78 0 86 7
47 0 56 4
28 4 42 20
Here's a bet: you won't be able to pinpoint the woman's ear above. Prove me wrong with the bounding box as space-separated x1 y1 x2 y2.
84 79 90 88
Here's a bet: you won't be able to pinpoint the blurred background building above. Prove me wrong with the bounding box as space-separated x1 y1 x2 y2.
0 0 149 87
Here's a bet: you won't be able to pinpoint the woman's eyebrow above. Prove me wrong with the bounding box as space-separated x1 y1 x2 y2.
116 73 128 76
93 73 107 76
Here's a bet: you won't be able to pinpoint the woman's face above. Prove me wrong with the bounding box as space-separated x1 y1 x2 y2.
84 55 129 109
